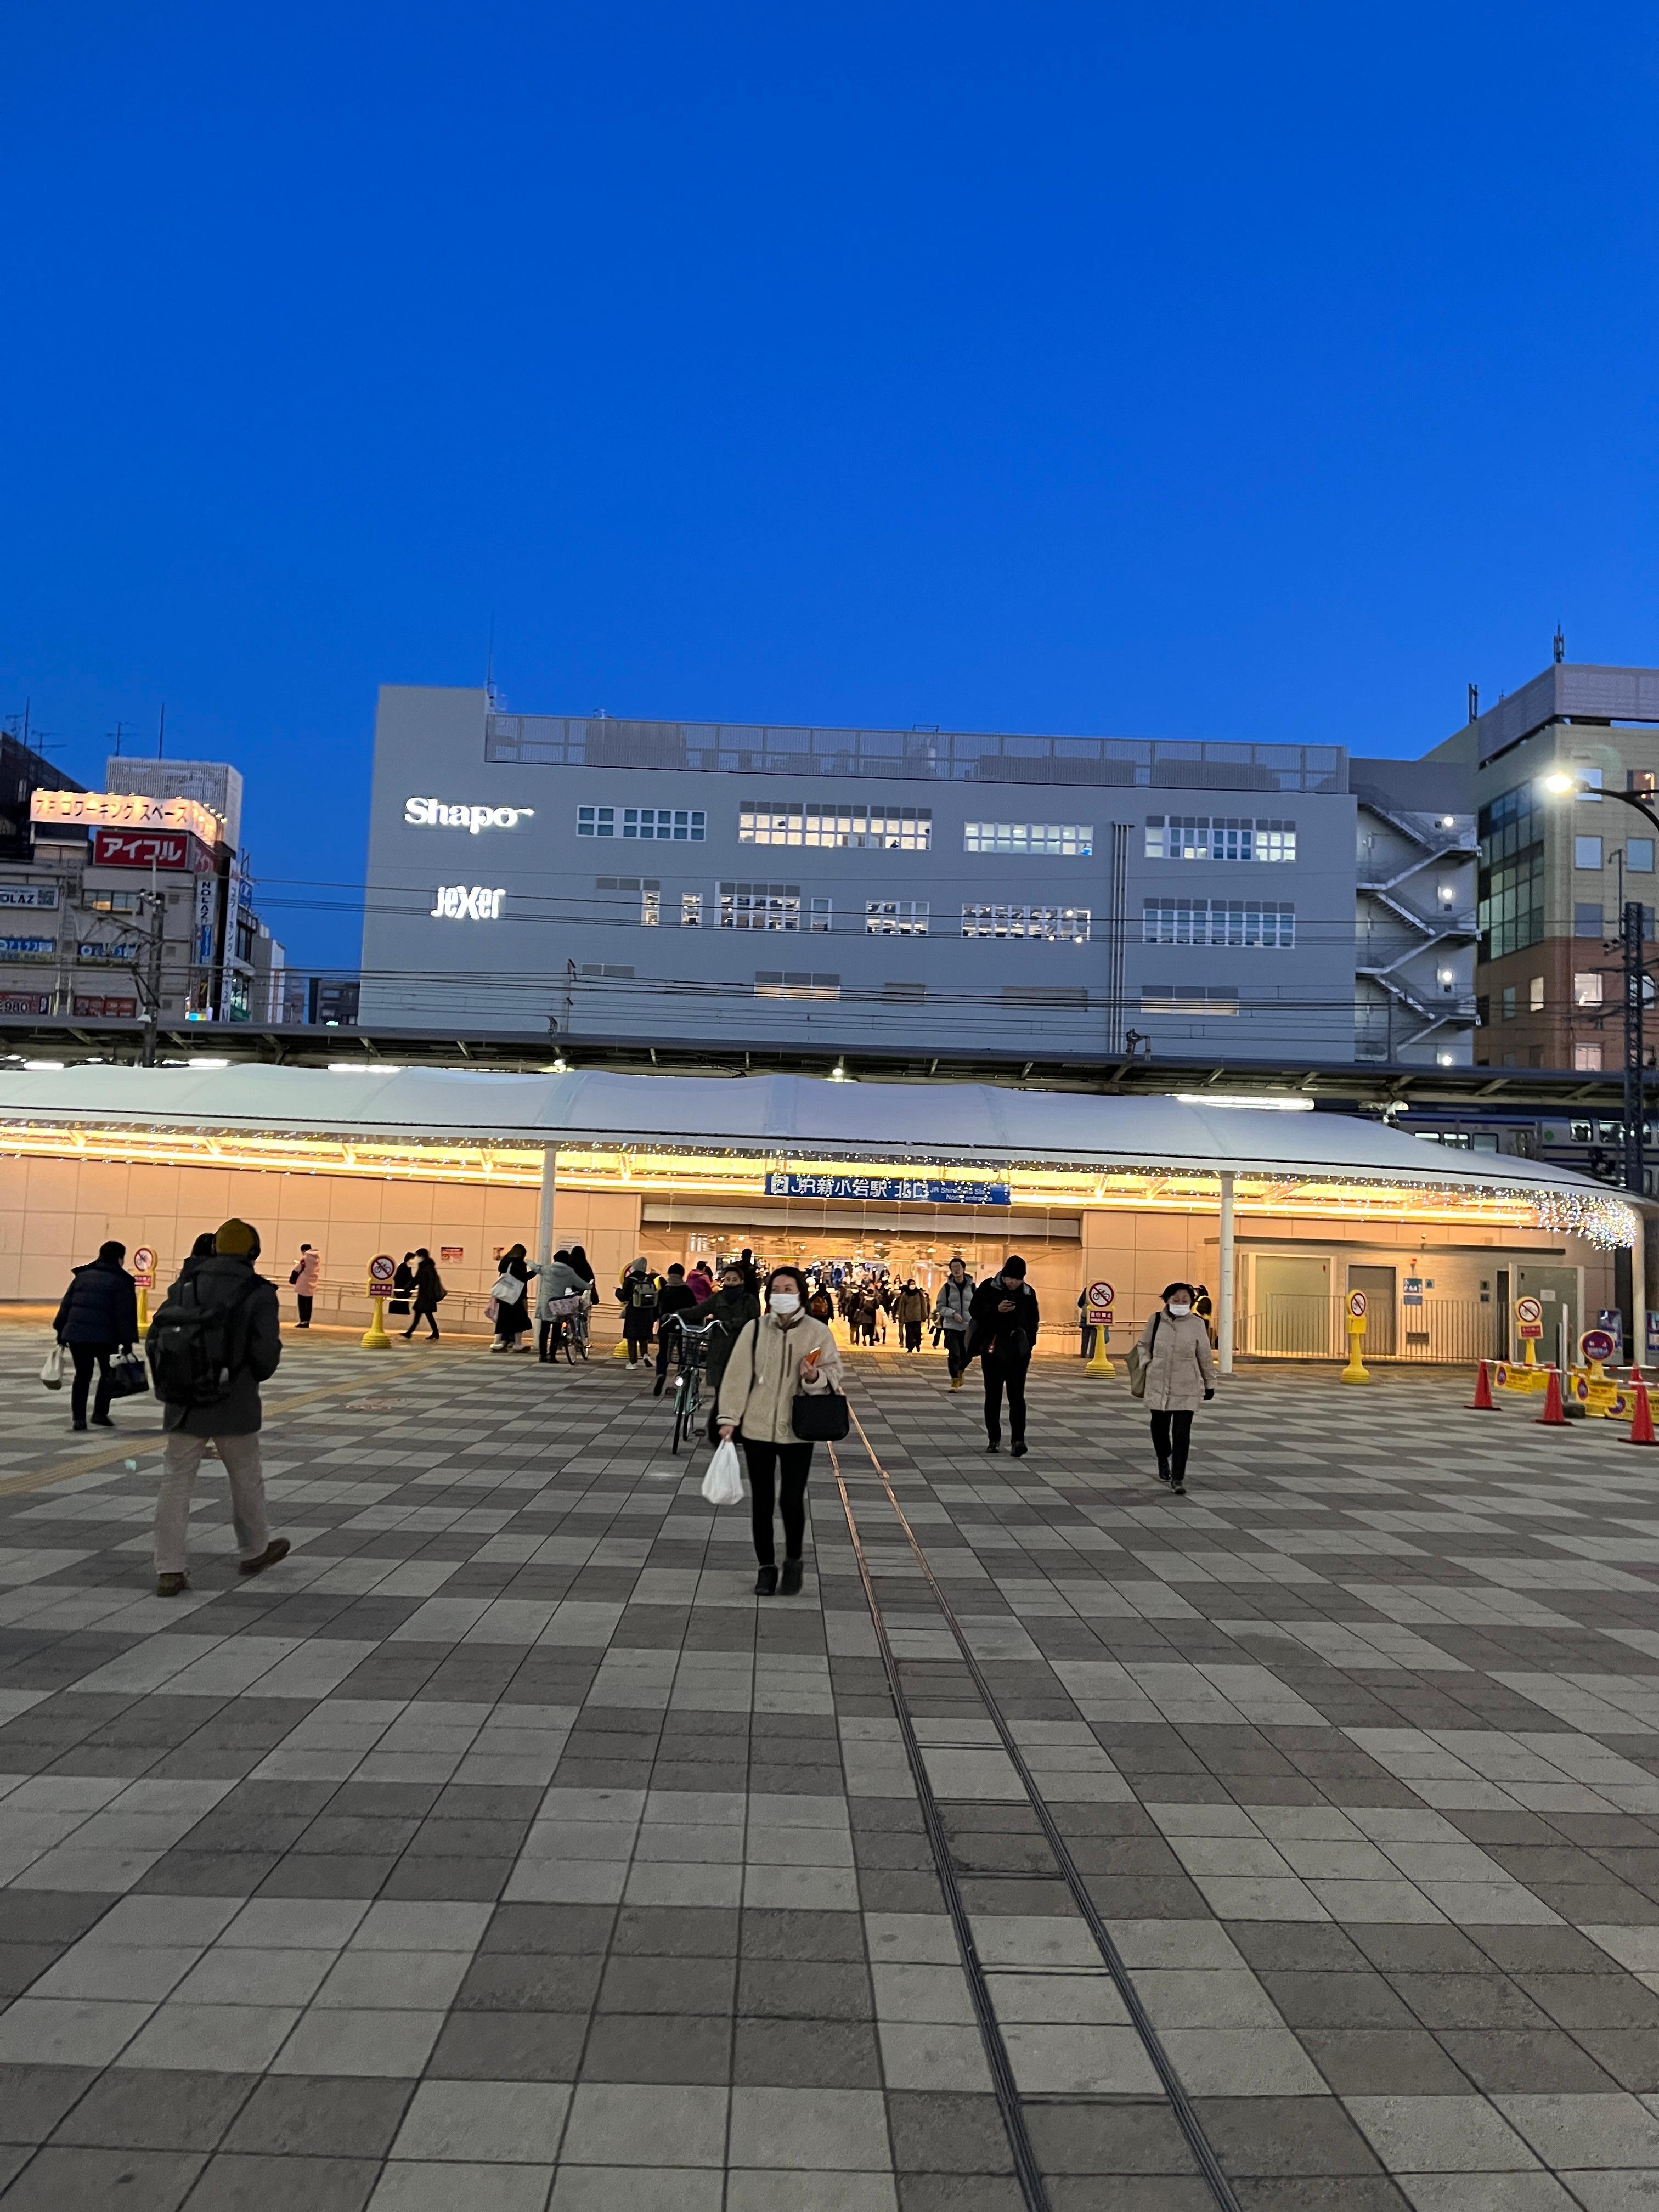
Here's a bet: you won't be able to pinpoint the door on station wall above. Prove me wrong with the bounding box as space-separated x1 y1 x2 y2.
1347 1264 1397 1357
1515 1264 1581 1365
1254 1252 1333 1356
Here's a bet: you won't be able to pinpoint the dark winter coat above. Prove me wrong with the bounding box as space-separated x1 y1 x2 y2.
699 1284 763 1396
411 1257 443 1311
968 1278 1041 1368
54 1258 138 1347
152 1254 283 1436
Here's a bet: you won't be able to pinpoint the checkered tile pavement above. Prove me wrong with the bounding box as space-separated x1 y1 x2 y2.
4 1325 1659 2208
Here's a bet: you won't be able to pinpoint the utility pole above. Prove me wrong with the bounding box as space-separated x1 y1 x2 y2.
1624 898 1647 1199
139 862 166 1069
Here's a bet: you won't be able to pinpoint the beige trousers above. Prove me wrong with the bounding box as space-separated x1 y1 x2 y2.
154 1431 269 1575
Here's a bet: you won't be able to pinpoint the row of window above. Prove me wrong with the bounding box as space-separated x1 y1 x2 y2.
622 882 1299 947
572 803 1300 861
571 965 1257 1017
1575 834 1656 871
1143 817 1296 862
1141 899 1296 948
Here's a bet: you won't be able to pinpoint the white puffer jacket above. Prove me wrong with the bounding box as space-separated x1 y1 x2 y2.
717 1311 844 1444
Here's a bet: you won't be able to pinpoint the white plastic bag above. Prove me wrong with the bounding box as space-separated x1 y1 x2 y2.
702 1437 744 1507
40 1343 64 1391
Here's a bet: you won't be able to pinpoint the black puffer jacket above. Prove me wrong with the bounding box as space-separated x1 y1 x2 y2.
54 1259 138 1347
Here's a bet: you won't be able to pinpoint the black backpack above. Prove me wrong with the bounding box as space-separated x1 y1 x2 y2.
147 1276 259 1408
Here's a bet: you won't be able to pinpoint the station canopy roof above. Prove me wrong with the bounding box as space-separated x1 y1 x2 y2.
0 1063 1635 1244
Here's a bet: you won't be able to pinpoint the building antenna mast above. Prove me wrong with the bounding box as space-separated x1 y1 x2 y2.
157 702 166 759
1554 625 1566 665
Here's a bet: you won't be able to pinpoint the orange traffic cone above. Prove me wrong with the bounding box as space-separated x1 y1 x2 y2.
1628 1379 1659 1447
1536 1366 1570 1427
1467 1359 1498 1412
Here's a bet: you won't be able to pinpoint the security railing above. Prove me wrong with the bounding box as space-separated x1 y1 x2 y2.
1238 1294 1497 1364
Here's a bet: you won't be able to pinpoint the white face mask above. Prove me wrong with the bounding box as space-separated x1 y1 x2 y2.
769 1291 801 1316
1167 1302 1192 1317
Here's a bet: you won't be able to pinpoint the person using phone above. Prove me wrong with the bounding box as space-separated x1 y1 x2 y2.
716 1265 843 1596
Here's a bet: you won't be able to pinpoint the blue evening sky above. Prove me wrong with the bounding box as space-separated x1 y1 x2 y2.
2 4 1655 975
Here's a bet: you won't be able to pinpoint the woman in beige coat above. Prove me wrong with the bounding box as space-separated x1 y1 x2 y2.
1134 1282 1215 1496
718 1265 844 1595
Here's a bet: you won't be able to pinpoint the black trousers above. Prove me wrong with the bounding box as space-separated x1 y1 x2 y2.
902 1322 922 1351
983 1361 1027 1445
403 1302 439 1339
623 1316 654 1356
944 1331 971 1379
1150 1409 1194 1477
70 1342 116 1425
296 1295 313 1327
742 1438 813 1565
539 1314 568 1361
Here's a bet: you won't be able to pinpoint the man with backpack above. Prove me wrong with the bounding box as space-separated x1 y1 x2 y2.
616 1256 662 1369
147 1217 289 1598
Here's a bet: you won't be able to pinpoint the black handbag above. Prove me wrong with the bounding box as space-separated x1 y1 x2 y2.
792 1386 851 1442
105 1348 149 1400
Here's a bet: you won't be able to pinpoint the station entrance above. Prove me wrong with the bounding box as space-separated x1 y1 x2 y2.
637 1205 1082 1350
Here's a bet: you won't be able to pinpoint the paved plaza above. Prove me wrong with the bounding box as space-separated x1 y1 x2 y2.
3 1330 1659 2207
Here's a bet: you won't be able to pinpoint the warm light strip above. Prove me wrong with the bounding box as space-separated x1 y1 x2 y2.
0 1119 1610 1238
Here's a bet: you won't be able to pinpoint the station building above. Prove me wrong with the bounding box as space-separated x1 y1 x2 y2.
360 689 1477 1068
0 1063 1633 1366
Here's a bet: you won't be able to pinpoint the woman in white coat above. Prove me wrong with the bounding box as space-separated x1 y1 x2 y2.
717 1265 843 1596
1134 1281 1215 1495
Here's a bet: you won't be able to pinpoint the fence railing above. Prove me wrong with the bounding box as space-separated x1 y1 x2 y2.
1237 1294 1497 1364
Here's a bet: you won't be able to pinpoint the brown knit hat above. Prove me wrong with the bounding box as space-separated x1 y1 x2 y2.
215 1218 258 1257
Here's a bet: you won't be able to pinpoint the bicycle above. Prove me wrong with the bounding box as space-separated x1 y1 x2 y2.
669 1314 725 1454
539 1294 590 1365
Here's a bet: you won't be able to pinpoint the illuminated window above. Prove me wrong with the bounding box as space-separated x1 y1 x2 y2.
963 823 1092 856
1574 1042 1604 1071
1141 899 1295 948
680 893 703 927
960 905 1091 942
866 901 929 934
1144 817 1296 861
719 882 800 929
1574 972 1604 1007
640 890 660 927
1139 985 1240 1015
754 970 840 999
1529 975 1545 1011
739 801 931 850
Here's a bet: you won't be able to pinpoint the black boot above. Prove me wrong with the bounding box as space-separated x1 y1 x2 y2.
754 1564 778 1596
780 1559 803 1596
1155 1456 1171 1485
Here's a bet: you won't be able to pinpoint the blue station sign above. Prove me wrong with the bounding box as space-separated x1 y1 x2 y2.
765 1171 1012 1206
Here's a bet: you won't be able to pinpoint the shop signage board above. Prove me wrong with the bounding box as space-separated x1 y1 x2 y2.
764 1171 1012 1206
91 827 213 872
0 994 50 1015
32 787 223 845
0 885 58 909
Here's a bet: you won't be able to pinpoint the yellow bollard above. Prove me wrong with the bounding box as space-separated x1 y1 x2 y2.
361 1295 392 1351
612 1339 630 1360
1340 1291 1372 1385
1085 1331 1114 1378
136 1286 149 1333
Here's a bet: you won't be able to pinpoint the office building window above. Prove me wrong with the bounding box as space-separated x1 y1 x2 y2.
1529 975 1544 1011
1575 1043 1604 1071
1144 816 1296 861
1575 902 1606 939
809 896 832 934
1576 836 1604 870
1502 985 1517 1020
754 970 840 999
1141 899 1294 948
1575 972 1604 1007
580 804 704 839
87 890 143 915
1632 771 1657 796
579 963 635 979
681 893 703 927
1139 985 1240 1015
641 889 660 927
1478 782 1545 961
1629 839 1655 873
1571 763 1604 799
719 881 800 929
739 800 931 850
963 822 1092 856
960 905 1091 942
866 900 929 934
